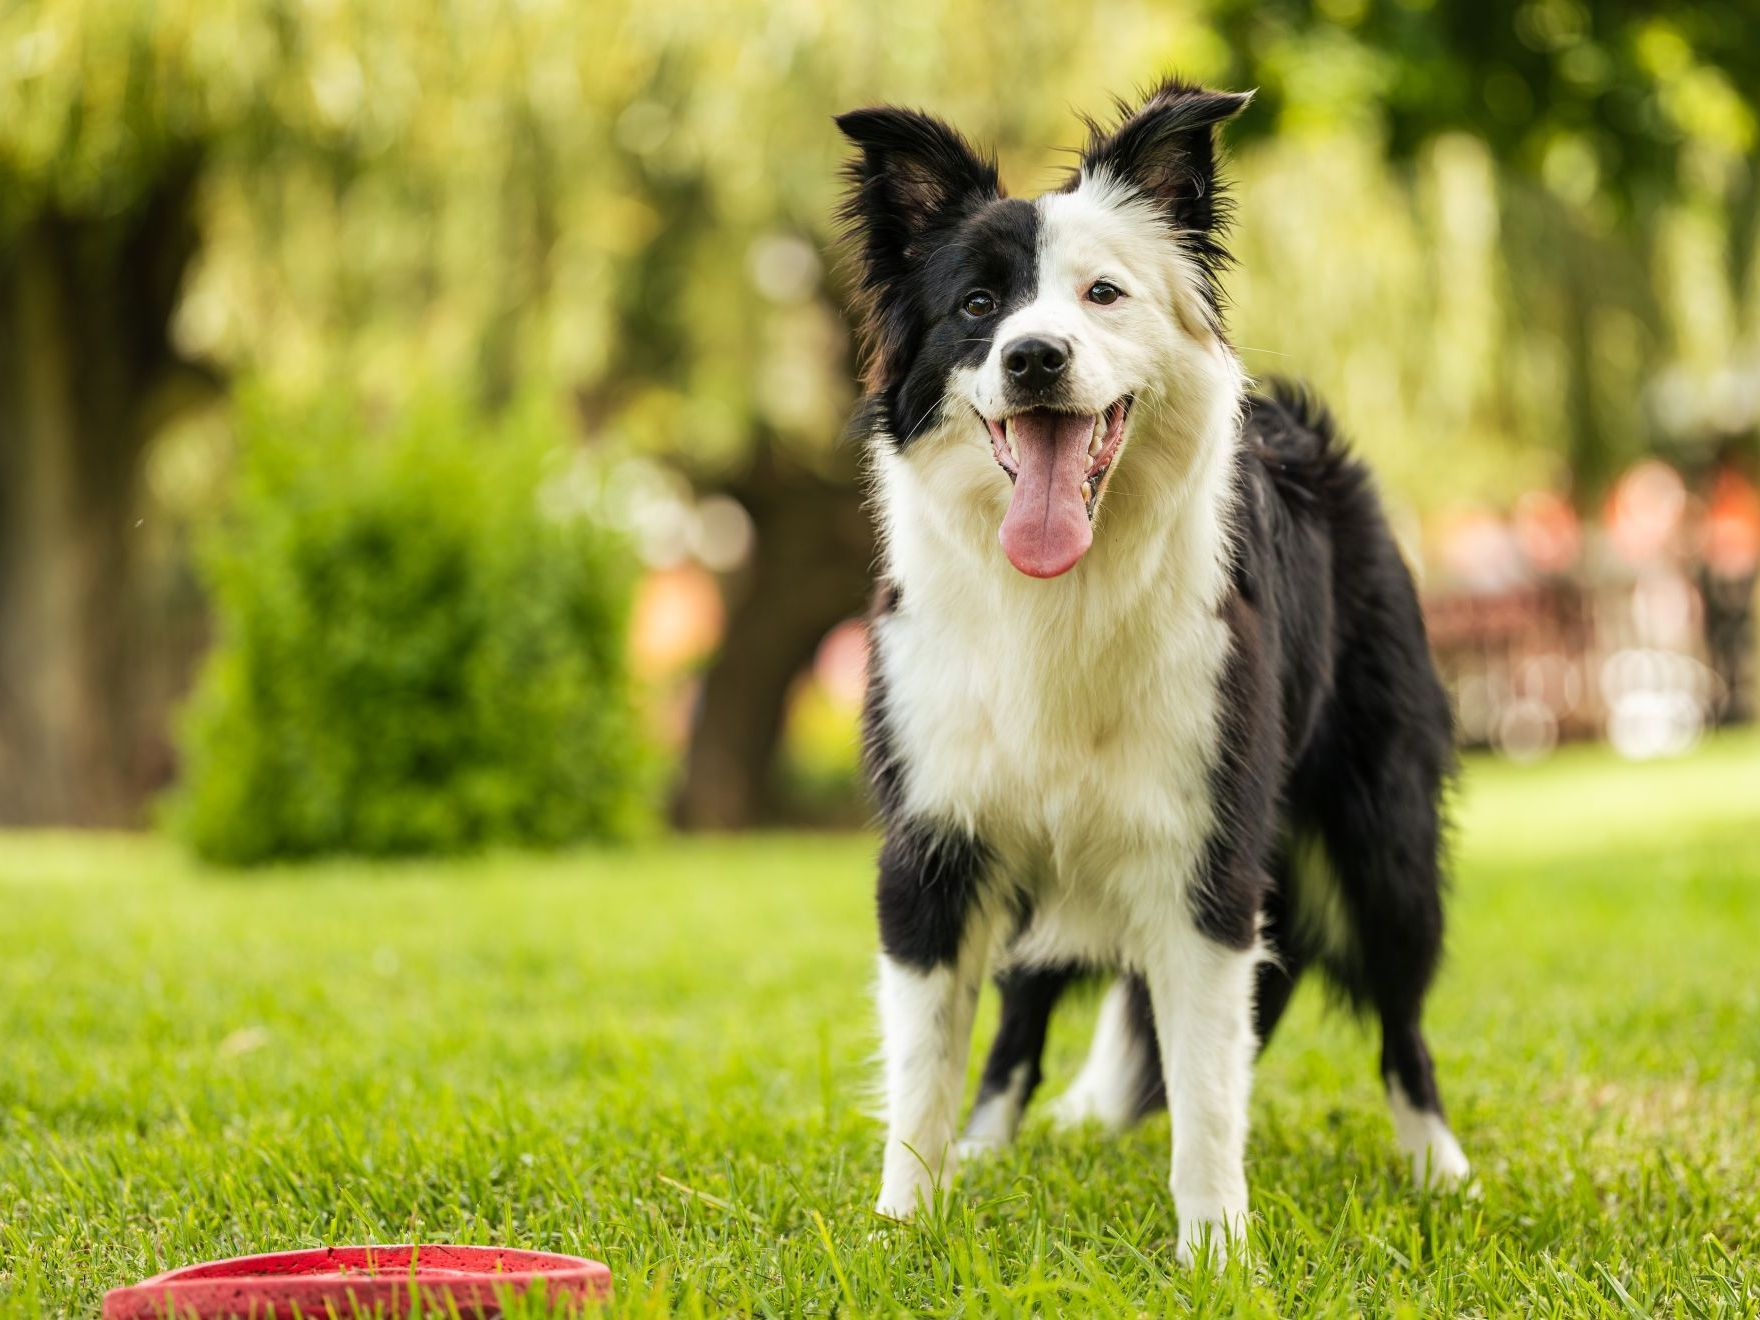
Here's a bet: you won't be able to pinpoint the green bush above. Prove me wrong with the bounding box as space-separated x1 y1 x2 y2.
168 392 648 864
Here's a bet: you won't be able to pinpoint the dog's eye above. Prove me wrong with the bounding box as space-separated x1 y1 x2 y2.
960 290 997 318
1087 280 1123 305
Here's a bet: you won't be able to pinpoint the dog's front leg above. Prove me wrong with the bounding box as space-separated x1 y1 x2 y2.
872 822 992 1220
1143 916 1260 1266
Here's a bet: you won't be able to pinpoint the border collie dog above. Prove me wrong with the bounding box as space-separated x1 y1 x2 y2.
836 80 1470 1264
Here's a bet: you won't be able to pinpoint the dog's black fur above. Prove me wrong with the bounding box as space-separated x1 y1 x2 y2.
952 382 1459 1127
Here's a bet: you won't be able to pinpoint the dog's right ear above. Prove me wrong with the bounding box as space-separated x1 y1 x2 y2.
835 107 1000 288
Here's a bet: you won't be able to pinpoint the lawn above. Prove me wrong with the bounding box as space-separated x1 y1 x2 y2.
3 734 1758 1317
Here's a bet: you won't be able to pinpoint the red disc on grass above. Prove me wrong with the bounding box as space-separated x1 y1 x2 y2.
102 1244 611 1319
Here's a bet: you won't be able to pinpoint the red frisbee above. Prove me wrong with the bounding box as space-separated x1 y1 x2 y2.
102 1244 611 1319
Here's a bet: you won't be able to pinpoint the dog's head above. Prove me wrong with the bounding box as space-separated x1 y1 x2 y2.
838 81 1251 579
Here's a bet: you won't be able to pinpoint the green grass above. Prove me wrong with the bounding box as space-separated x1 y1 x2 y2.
3 733 1759 1317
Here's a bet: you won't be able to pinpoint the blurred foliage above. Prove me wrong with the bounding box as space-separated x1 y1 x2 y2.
4 0 1759 829
1208 0 1760 496
1212 0 1757 218
1 0 1744 516
166 392 646 863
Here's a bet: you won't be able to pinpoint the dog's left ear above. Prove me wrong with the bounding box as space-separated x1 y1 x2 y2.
1080 81 1253 232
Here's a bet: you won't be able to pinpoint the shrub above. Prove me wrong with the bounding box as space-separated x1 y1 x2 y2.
168 392 648 864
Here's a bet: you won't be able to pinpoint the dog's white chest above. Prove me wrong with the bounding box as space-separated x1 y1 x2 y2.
867 398 1243 963
876 574 1230 897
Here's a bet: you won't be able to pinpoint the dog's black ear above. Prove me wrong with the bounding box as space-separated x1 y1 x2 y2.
1080 80 1252 232
835 107 1000 284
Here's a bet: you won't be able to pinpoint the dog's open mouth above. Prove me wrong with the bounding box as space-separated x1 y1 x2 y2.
984 398 1131 578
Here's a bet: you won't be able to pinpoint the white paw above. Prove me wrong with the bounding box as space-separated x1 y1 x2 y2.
1408 1133 1474 1193
955 1134 1005 1162
961 1080 1024 1152
873 1193 918 1222
874 1174 933 1221
1047 1088 1096 1130
1388 1083 1474 1193
1176 1211 1249 1269
1047 1084 1131 1132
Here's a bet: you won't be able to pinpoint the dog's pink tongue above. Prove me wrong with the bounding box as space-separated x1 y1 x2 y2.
999 410 1094 578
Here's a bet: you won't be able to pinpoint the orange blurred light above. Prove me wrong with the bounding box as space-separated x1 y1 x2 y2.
813 619 870 708
1435 506 1526 591
630 565 724 676
1703 467 1760 578
1605 460 1686 568
1511 489 1580 574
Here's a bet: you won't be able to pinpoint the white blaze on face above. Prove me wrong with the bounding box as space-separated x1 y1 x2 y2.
880 169 1247 591
951 174 1241 578
968 173 1204 425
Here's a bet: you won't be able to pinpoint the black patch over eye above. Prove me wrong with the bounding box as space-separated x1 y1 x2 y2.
961 289 997 318
1087 280 1123 305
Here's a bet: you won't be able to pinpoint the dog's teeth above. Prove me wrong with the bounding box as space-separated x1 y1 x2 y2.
1081 480 1093 503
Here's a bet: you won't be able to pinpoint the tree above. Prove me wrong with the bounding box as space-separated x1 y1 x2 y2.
0 18 215 822
1208 0 1760 493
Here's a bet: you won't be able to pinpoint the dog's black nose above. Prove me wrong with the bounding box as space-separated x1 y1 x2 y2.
1002 336 1069 394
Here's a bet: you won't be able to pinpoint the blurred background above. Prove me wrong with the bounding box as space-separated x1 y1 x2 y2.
2 0 1756 857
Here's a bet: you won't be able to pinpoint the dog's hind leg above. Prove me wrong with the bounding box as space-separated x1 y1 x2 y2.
1348 834 1470 1188
1380 1009 1471 1188
1252 948 1305 1053
1305 725 1471 1190
960 966 1074 1155
1251 854 1309 1052
1048 975 1166 1131
1047 896 1300 1144
1311 815 1471 1189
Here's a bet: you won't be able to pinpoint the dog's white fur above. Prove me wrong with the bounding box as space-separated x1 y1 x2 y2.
958 1060 1032 1155
1388 1075 1474 1188
1047 978 1152 1131
869 170 1261 1263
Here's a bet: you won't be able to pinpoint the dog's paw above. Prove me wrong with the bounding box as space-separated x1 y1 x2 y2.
1390 1086 1475 1194
1402 1121 1474 1194
955 1134 1007 1163
1046 1082 1132 1133
960 1085 1023 1153
1175 1211 1249 1270
873 1182 928 1222
1412 1146 1473 1189
1410 1142 1477 1196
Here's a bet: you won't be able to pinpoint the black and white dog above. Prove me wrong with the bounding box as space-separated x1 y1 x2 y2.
836 80 1470 1264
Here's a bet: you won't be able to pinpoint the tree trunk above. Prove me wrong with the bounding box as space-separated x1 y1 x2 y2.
671 441 874 830
0 160 204 825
